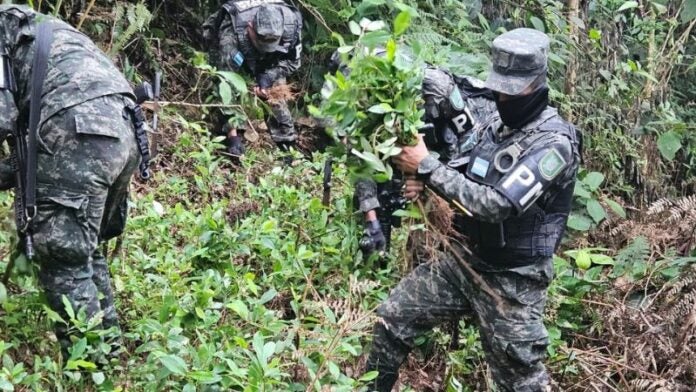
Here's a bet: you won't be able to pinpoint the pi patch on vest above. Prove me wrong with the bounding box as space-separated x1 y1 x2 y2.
495 146 569 212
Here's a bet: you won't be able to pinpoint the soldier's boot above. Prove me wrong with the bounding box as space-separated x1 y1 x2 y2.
364 322 411 392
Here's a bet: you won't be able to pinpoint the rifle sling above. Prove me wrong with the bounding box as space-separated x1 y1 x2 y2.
24 22 55 226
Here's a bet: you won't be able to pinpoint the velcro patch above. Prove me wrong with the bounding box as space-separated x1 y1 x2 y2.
231 51 244 67
539 148 566 180
471 157 490 178
449 88 465 111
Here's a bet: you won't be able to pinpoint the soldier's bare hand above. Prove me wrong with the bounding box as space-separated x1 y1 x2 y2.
253 86 269 99
393 135 429 175
403 176 424 201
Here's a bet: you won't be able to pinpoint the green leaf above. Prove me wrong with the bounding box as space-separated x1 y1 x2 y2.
92 372 105 385
0 282 6 304
69 338 87 360
682 0 696 22
227 300 249 320
217 71 247 93
159 354 188 376
259 288 277 305
66 359 97 370
573 182 592 199
360 371 379 381
583 172 605 191
218 81 232 105
529 16 545 32
368 103 393 114
605 199 626 219
350 149 387 172
548 52 565 65
393 11 411 36
617 1 639 12
586 199 607 223
349 20 361 35
589 29 601 41
0 379 13 392
567 214 592 231
590 254 615 265
657 130 682 161
328 361 341 379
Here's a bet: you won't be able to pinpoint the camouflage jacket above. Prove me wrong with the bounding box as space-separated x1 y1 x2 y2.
204 0 302 88
0 5 133 136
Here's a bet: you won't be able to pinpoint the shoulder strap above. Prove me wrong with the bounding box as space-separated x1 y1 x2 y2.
25 21 54 224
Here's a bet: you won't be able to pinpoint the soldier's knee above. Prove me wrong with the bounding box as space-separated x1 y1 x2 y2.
488 323 549 391
33 192 102 265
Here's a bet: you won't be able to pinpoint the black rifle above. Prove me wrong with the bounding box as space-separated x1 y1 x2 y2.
376 174 407 253
322 157 332 207
131 79 155 180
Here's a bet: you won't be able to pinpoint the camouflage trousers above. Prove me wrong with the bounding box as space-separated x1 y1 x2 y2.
265 78 296 143
31 94 139 351
365 245 553 392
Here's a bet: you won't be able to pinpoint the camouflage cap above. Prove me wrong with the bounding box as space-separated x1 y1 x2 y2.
254 5 284 53
484 28 549 95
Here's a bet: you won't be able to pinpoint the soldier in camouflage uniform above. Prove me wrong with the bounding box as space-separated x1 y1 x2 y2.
364 29 581 391
357 67 497 256
0 5 140 356
203 0 303 158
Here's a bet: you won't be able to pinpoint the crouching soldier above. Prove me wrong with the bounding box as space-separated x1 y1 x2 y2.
204 0 303 159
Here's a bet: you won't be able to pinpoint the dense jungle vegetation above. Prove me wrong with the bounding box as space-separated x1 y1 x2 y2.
0 0 695 390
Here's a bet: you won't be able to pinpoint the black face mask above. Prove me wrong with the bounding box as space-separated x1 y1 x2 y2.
494 87 549 129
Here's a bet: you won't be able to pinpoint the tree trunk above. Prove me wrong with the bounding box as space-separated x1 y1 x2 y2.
564 0 581 122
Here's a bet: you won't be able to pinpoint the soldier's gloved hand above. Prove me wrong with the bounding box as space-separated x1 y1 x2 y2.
403 176 424 201
359 219 386 256
0 159 16 191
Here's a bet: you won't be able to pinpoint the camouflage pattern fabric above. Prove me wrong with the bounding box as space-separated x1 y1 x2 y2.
0 5 134 132
34 94 139 352
366 244 553 392
205 1 302 142
0 5 139 353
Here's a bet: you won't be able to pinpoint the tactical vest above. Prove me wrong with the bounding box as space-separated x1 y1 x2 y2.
453 108 580 265
428 77 497 161
222 0 300 59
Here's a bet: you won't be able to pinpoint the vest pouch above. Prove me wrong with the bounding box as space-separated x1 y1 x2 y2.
454 215 505 248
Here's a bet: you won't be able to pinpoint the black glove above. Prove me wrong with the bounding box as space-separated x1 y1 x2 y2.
359 219 386 256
